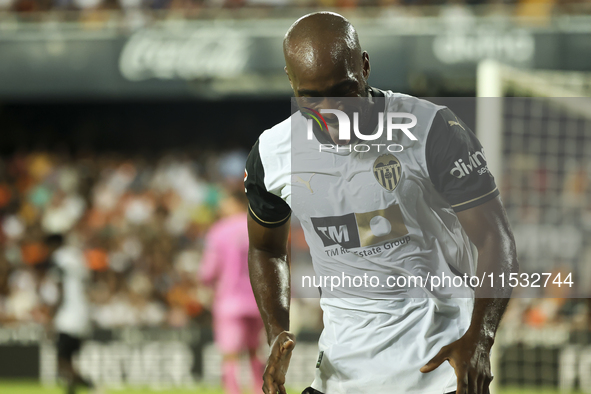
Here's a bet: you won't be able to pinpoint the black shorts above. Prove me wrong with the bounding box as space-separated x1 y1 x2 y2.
57 333 82 360
302 388 457 394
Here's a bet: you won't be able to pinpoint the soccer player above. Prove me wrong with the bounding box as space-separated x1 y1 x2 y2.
45 234 94 394
200 190 265 394
244 12 519 394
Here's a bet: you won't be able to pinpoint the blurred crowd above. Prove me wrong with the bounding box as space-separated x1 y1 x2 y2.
0 148 588 334
0 0 587 17
0 149 249 330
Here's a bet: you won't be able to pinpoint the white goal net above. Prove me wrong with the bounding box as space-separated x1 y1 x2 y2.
477 61 591 392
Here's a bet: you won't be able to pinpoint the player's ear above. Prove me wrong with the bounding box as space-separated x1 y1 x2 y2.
284 66 294 90
362 51 370 81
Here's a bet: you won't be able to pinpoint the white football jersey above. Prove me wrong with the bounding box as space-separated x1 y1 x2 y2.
53 245 91 337
245 89 498 394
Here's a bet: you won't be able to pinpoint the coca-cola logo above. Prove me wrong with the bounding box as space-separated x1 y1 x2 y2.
119 28 250 81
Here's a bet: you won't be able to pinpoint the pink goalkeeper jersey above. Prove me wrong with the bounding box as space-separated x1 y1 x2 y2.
200 213 260 319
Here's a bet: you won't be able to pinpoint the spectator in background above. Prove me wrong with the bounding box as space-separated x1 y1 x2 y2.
199 190 264 394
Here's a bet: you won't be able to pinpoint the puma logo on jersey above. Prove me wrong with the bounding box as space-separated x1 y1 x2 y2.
447 120 465 130
449 148 488 178
293 174 316 194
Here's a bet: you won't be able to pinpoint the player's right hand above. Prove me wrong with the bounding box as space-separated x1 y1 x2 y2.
263 331 296 394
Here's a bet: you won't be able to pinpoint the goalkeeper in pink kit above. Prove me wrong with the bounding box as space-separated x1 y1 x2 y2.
200 190 265 394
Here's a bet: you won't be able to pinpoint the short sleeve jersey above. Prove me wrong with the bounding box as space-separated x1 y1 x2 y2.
245 90 498 298
244 90 499 394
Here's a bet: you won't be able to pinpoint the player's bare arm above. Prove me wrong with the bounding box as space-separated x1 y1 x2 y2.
247 215 295 394
421 196 519 394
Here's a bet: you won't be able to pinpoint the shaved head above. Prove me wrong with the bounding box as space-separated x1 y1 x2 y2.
283 12 370 98
284 12 361 72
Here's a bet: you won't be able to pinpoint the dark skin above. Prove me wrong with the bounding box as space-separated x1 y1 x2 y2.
283 14 372 145
248 12 518 394
248 215 292 394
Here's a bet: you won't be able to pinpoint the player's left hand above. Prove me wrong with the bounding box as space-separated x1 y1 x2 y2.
419 331 493 394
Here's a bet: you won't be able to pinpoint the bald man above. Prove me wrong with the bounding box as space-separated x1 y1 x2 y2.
245 12 518 394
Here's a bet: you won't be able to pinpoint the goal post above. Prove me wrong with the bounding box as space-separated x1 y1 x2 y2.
476 60 504 183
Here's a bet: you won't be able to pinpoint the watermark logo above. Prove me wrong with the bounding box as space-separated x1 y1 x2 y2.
304 109 418 143
301 107 328 134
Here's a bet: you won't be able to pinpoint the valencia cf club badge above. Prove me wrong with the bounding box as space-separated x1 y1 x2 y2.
373 154 402 191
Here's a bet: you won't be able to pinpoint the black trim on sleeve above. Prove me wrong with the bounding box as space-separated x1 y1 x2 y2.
245 139 291 228
426 108 499 212
450 187 499 212
369 86 385 98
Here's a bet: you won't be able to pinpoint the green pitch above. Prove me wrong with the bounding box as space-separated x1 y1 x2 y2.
0 381 579 394
0 381 226 394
